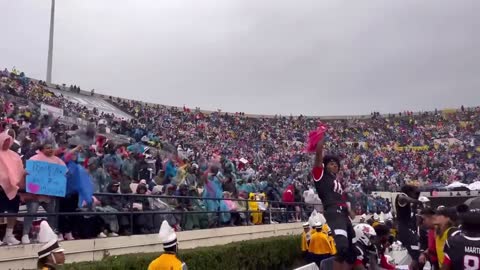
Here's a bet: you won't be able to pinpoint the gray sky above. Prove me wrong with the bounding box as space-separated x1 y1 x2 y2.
1 0 479 116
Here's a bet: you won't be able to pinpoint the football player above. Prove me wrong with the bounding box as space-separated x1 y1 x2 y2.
353 224 378 270
443 197 480 270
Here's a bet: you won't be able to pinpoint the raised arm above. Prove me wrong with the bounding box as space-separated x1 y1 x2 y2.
397 193 420 206
63 145 83 163
314 138 324 168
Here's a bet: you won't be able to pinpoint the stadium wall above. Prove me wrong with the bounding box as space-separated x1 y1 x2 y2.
0 222 302 270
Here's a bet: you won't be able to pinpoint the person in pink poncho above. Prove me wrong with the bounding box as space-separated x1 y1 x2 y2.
0 132 26 245
21 142 67 244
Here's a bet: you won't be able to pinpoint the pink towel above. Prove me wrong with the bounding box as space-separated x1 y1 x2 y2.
224 200 237 211
305 123 327 153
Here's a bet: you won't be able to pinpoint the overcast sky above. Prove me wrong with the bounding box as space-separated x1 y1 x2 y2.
1 0 479 116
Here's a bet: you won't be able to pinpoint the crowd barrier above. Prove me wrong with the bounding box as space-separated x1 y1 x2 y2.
1 191 476 230
421 190 479 209
0 193 318 235
428 195 478 209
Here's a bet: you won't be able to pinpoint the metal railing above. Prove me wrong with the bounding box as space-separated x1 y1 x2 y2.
0 193 319 238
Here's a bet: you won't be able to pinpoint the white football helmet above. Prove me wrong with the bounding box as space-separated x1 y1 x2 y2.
353 224 377 246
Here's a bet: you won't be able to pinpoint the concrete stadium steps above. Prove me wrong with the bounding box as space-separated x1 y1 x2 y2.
49 88 133 120
0 222 303 270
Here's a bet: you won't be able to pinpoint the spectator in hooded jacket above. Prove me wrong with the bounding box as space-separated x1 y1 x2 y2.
0 132 25 245
22 141 66 244
282 184 296 222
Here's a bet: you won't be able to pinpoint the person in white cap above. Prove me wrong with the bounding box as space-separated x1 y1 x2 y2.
378 212 386 225
148 220 187 270
37 220 65 270
372 213 380 227
301 222 311 258
308 221 334 267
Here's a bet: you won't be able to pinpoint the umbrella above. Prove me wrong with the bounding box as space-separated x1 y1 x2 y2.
446 181 469 190
468 181 480 191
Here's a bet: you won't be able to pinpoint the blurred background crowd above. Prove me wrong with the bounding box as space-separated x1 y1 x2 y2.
1 68 479 244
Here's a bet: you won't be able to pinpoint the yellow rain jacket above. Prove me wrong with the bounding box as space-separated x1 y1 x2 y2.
308 231 332 255
436 227 455 268
148 253 187 270
301 231 311 252
321 224 336 255
248 193 262 224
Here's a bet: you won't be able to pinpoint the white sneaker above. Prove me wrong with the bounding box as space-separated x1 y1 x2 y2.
3 235 20 245
64 232 75 241
21 235 31 245
57 233 64 242
97 232 107 238
108 232 119 237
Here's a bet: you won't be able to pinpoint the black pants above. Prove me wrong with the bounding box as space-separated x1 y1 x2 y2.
76 216 104 238
323 206 356 264
133 213 154 234
0 188 20 213
58 194 79 234
398 226 420 262
428 260 440 270
309 253 333 268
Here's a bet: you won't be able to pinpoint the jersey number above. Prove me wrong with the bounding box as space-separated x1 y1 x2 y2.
464 255 480 270
333 180 343 194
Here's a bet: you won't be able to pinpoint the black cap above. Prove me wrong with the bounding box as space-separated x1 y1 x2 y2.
435 207 458 222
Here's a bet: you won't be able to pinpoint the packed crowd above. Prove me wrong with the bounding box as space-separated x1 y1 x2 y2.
109 88 480 193
1 68 480 245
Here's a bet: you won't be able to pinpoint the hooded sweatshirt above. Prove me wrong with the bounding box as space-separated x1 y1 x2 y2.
0 132 25 199
282 184 295 203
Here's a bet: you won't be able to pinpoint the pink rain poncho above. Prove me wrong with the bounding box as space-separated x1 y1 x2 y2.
0 132 25 200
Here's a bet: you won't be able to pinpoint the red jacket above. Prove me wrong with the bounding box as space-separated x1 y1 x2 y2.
428 229 438 262
282 185 294 203
380 255 395 270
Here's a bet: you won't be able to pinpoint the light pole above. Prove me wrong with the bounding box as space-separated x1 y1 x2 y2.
46 0 55 84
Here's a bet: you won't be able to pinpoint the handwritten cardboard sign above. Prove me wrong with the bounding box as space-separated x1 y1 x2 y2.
26 160 67 197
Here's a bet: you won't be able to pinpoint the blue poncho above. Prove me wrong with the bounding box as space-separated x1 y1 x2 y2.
203 175 230 223
66 161 94 208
